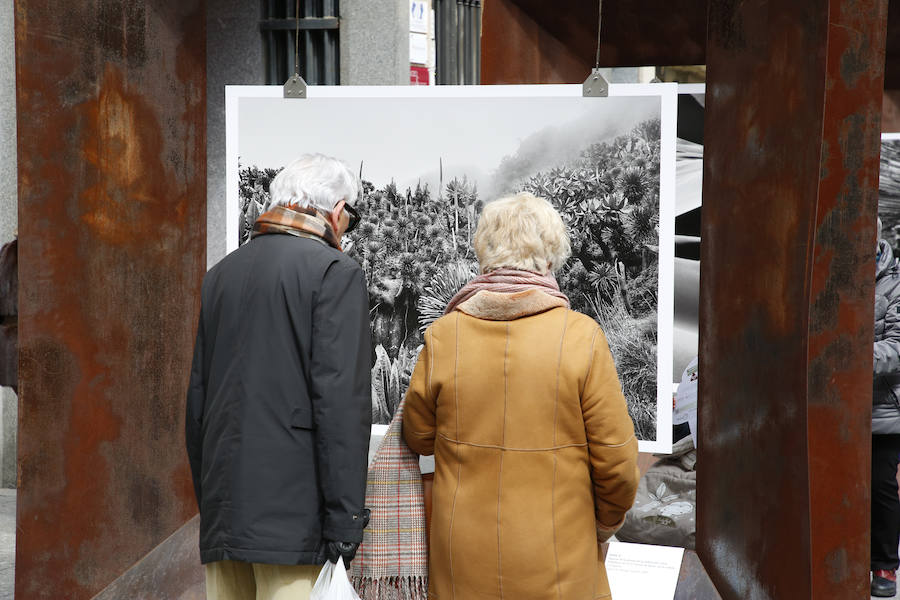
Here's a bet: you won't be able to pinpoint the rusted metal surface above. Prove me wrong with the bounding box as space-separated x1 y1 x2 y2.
674 550 723 600
481 0 706 84
699 1 887 598
15 1 206 598
92 515 205 600
483 0 900 92
0 239 15 390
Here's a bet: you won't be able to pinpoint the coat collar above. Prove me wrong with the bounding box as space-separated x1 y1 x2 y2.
455 289 567 321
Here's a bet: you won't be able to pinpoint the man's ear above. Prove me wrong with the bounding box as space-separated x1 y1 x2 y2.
329 200 346 233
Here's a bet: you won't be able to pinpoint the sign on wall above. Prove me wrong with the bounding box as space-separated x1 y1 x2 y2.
410 0 428 33
225 84 678 453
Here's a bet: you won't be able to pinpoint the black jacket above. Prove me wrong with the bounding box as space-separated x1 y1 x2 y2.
185 233 372 565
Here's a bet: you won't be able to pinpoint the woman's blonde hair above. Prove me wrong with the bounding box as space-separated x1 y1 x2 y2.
473 192 571 274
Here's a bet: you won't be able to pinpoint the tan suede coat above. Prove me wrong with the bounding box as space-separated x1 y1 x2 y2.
403 290 640 600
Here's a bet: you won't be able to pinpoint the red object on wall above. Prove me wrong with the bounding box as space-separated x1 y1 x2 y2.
410 65 430 85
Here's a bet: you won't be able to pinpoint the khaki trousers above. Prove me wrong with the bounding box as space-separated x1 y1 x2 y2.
205 560 322 600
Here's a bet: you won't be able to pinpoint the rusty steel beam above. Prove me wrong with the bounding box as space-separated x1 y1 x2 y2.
699 1 888 598
15 1 206 598
92 516 205 600
481 0 707 84
480 0 900 92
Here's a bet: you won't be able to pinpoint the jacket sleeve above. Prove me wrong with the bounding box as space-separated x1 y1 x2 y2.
403 327 436 456
310 259 372 544
581 327 640 543
185 306 206 509
875 289 900 377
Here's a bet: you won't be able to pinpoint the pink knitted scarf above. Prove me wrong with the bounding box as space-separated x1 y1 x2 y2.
444 268 570 314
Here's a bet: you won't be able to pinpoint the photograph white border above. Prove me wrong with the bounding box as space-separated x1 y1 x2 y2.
225 83 677 453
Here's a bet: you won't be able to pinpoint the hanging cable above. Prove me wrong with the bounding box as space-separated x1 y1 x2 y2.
294 0 301 76
283 0 307 98
595 0 603 69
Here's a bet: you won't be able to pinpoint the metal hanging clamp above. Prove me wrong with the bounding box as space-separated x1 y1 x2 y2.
582 68 610 97
284 73 308 99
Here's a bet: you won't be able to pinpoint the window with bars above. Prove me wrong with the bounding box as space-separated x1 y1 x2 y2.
260 0 340 85
435 0 481 85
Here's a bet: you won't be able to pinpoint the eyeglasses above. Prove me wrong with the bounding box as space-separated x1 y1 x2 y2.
344 203 360 233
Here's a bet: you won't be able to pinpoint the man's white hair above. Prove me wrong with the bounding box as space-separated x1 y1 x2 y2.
267 154 359 213
474 192 572 274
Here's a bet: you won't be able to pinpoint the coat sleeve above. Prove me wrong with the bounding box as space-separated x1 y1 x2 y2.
185 306 206 509
402 327 436 456
581 327 640 543
310 259 372 544
875 287 900 377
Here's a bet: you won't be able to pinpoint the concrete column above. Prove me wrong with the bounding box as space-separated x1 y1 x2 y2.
207 0 265 269
340 0 410 85
0 0 17 246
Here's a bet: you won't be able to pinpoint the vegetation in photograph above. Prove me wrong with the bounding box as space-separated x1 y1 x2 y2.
237 118 660 437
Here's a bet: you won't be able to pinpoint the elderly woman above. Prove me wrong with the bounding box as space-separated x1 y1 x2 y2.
403 192 640 600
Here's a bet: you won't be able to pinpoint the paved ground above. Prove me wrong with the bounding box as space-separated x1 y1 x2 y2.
0 490 13 600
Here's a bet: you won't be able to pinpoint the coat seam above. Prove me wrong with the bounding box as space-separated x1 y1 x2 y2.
552 455 562 600
581 326 602 398
552 311 569 600
448 312 461 600
553 311 569 446
596 434 636 448
497 323 510 600
437 433 588 451
427 327 434 400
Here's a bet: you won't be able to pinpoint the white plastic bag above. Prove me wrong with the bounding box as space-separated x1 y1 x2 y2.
310 560 361 600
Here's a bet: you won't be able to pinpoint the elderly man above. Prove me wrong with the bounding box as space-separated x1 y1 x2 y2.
186 154 372 599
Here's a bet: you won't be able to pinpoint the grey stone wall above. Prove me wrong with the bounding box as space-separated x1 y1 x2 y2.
0 0 17 247
206 0 265 269
341 0 410 85
207 1 411 268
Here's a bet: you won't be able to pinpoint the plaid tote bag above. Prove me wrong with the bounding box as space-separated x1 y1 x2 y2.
350 400 428 600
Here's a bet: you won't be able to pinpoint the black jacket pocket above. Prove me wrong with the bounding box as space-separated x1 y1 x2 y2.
291 407 314 430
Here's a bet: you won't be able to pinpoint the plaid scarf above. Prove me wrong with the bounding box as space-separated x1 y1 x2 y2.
350 401 428 600
251 205 341 250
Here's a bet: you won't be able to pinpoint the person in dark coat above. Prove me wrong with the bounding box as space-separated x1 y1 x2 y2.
186 154 372 600
872 217 900 597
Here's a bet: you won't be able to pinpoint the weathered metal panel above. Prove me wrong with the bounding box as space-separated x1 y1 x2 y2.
674 550 723 600
481 0 706 84
92 516 205 600
808 1 888 596
699 1 887 598
15 1 206 598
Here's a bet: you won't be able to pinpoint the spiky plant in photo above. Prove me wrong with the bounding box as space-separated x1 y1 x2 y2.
417 261 478 332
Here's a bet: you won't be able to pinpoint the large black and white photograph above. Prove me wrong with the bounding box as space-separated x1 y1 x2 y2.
226 85 676 452
880 134 900 248
670 100 900 393
672 86 704 386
